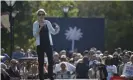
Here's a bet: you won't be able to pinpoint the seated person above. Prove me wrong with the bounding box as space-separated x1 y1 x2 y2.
55 62 71 79
89 61 108 80
54 55 76 73
76 56 89 79
6 59 20 78
27 61 38 79
53 51 60 65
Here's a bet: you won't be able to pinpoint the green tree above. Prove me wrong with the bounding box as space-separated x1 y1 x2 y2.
76 1 133 51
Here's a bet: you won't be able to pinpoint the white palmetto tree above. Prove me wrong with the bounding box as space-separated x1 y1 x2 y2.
65 26 83 51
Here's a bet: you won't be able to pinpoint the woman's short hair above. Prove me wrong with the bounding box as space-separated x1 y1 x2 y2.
36 8 47 15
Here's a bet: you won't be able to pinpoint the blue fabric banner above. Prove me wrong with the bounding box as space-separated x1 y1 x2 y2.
46 17 104 53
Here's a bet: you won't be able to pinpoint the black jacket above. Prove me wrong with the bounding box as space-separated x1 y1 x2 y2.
98 63 108 80
76 62 89 79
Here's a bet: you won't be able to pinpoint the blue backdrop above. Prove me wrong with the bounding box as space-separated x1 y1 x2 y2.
46 17 104 53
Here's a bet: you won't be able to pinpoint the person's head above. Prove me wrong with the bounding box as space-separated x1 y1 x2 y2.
31 50 37 56
4 59 10 66
75 53 83 61
83 56 88 64
90 47 97 51
10 59 18 68
20 48 24 52
113 52 119 58
83 50 89 56
116 47 122 53
60 50 67 56
104 51 109 56
36 8 47 21
124 51 130 57
96 50 102 54
60 62 67 71
105 55 113 65
130 55 133 63
88 50 95 59
53 51 59 60
15 46 21 52
123 54 130 63
127 51 132 56
123 49 128 54
27 49 31 52
72 52 77 60
96 50 103 57
91 54 97 61
69 58 74 64
60 55 67 62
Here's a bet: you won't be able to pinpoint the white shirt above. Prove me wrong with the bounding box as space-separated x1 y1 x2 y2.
56 70 71 79
54 62 76 73
33 20 60 46
106 65 117 80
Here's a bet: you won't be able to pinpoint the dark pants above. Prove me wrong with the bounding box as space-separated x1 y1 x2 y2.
37 45 53 80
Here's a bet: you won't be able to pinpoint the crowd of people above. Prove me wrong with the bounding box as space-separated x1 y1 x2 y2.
1 46 133 80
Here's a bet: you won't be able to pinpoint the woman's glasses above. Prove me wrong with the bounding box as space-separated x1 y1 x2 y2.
38 14 45 16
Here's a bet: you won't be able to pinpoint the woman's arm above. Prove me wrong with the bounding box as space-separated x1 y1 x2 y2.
47 20 60 35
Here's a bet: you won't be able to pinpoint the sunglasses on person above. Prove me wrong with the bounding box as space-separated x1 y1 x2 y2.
38 13 45 16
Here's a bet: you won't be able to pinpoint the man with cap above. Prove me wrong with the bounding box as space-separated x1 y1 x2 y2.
33 8 60 80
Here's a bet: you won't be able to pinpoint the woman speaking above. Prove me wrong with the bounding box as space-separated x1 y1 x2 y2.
33 8 60 80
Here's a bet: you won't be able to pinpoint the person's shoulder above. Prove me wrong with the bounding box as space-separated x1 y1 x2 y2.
76 62 82 65
119 63 124 67
4 53 9 56
55 63 60 67
76 63 85 68
67 62 73 65
126 62 132 65
100 63 106 66
33 21 38 25
112 65 117 68
45 20 52 24
3 54 10 58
